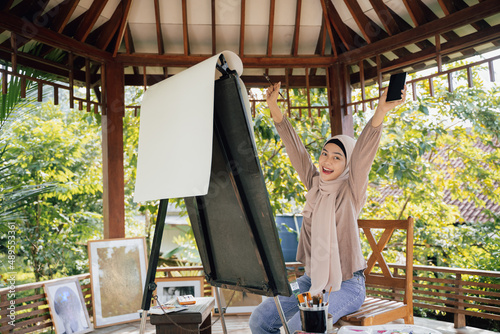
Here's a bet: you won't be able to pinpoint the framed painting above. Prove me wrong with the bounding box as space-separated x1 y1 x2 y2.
155 277 205 305
213 287 265 315
88 237 147 328
44 278 93 334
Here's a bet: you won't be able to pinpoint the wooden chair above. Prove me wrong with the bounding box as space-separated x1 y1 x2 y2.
339 217 414 326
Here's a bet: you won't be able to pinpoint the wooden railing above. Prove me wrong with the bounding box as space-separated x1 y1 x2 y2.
366 264 500 328
1 263 498 333
0 273 92 334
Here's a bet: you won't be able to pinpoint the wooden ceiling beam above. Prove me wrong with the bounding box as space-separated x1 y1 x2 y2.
116 54 336 68
154 0 164 55
438 0 498 45
212 0 217 55
182 0 189 55
0 11 113 62
350 24 500 84
92 1 125 51
319 0 338 57
291 0 302 56
403 0 427 27
74 0 109 42
323 0 358 51
124 24 139 76
314 17 327 56
344 0 382 43
239 0 245 55
47 0 79 33
267 0 276 56
338 0 500 64
369 0 400 36
124 73 328 88
113 0 133 57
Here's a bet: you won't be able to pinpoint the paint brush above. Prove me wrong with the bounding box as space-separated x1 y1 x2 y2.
263 73 285 100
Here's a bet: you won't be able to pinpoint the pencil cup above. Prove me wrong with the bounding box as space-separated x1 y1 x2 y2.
299 305 328 333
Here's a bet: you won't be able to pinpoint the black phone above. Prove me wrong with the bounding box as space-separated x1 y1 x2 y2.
386 72 407 102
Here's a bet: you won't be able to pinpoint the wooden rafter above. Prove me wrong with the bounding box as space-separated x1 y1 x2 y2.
239 0 245 56
339 0 500 63
267 0 276 56
154 0 164 55
343 0 413 62
182 0 189 55
438 0 500 46
323 0 360 51
112 0 133 57
291 0 302 56
74 0 109 42
350 24 500 84
124 24 139 76
319 0 338 57
369 0 401 36
91 1 125 51
403 0 427 27
344 0 381 43
0 11 112 62
42 0 79 33
314 17 327 56
212 0 217 55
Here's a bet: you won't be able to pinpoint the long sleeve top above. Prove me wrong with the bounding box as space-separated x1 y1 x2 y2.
274 117 383 281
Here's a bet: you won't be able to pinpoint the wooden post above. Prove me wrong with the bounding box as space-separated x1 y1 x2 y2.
328 62 353 137
454 273 466 328
102 61 125 239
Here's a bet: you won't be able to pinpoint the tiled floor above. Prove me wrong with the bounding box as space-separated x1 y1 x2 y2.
91 315 497 334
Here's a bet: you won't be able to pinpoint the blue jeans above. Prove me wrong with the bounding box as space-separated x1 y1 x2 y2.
249 271 366 333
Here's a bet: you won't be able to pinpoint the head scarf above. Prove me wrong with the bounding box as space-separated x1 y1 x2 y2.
302 134 356 295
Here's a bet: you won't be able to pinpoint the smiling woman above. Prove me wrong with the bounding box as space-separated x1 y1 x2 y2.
249 83 406 333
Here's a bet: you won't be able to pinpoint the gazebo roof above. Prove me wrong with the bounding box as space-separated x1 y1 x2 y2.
1 0 500 88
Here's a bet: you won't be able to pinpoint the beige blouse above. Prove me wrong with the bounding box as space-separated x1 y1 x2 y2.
274 117 383 282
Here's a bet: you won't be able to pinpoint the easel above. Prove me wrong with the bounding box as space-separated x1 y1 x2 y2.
137 54 291 334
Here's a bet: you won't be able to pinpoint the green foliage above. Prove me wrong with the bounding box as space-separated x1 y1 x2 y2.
0 101 102 281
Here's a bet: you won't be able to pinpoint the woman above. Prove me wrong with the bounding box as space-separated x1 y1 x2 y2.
249 82 406 333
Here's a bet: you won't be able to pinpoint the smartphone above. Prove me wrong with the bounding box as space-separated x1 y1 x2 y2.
386 72 407 102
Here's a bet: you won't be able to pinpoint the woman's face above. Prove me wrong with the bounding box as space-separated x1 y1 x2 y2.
318 142 346 181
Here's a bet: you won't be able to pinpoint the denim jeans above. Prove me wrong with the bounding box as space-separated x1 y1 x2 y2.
249 271 366 333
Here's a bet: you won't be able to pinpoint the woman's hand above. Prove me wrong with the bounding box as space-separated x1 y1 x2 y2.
372 85 407 127
265 82 284 123
266 82 281 105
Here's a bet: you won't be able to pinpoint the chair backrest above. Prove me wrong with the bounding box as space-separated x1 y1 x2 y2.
358 217 414 307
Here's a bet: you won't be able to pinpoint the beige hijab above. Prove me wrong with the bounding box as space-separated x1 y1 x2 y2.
302 134 356 295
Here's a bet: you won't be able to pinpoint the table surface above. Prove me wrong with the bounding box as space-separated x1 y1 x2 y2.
150 297 215 325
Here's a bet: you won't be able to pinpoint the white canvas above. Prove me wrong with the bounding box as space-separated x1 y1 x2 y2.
134 50 244 202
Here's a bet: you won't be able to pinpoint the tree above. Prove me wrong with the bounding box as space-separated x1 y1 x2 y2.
1 101 103 281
